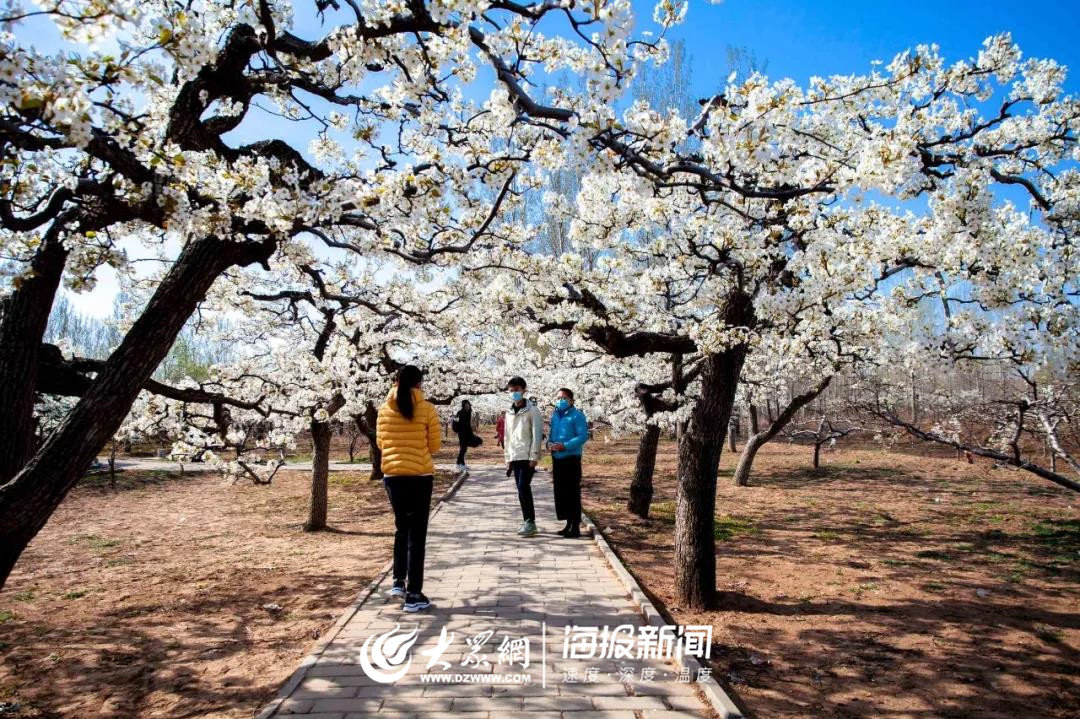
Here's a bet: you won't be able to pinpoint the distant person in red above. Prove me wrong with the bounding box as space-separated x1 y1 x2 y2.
495 412 506 449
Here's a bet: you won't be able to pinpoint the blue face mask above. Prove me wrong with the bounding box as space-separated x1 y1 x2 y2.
555 398 570 411
510 391 523 402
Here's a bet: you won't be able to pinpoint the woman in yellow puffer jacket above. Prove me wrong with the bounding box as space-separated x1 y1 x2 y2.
376 364 441 612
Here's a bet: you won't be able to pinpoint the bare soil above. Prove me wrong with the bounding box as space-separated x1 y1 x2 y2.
0 465 451 718
4 429 1076 719
581 436 1080 719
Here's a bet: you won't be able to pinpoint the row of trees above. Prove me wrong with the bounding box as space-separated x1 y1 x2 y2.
45 294 236 381
2 1 1077 610
728 361 1080 485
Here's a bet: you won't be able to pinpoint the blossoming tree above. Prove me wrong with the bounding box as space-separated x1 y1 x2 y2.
0 0 673 588
486 34 1078 607
3 0 1076 617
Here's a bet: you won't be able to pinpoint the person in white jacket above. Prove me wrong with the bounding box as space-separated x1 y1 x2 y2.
503 375 544 537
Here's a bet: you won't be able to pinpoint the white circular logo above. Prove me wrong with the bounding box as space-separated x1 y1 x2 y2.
359 623 419 684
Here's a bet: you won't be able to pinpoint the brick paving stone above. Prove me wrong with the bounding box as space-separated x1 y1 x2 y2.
257 469 712 718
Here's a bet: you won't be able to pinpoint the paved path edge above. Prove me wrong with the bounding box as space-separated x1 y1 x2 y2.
253 469 472 719
581 510 747 719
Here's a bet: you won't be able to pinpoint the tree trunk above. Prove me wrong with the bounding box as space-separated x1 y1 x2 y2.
674 349 745 610
0 235 68 485
348 432 359 463
368 439 383 481
812 415 828 469
728 419 738 452
358 402 383 481
305 420 331 532
748 403 760 434
732 432 767 487
732 377 833 488
628 424 660 518
0 236 271 589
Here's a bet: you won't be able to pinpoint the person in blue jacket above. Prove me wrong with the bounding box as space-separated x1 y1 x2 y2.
547 387 589 538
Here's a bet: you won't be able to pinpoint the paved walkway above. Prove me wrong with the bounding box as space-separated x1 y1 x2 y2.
257 467 714 719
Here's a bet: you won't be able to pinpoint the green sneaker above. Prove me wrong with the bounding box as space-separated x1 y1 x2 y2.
518 520 537 537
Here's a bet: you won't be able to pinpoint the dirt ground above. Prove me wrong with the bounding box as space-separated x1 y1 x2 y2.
581 435 1080 719
3 427 1077 718
0 463 453 718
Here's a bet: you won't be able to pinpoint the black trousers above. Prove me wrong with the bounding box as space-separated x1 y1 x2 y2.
552 455 582 527
456 439 468 465
509 460 535 522
382 475 434 594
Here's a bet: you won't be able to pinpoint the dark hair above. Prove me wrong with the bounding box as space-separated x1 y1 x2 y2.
461 400 472 410
558 387 574 400
396 365 423 420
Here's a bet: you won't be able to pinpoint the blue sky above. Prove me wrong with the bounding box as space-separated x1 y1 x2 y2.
658 0 1080 95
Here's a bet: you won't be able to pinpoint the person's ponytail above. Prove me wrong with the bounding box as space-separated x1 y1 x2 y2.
396 365 423 420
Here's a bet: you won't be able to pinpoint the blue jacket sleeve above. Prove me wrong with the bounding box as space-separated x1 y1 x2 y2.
561 410 589 452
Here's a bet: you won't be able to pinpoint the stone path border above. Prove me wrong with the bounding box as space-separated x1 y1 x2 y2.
580 513 746 719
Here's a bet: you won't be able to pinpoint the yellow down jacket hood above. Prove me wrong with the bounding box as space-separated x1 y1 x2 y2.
376 386 442 477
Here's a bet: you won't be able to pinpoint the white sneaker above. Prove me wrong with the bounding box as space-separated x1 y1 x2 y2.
517 520 537 537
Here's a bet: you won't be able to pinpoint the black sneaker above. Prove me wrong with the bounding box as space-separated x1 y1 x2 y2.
557 524 571 536
388 581 406 598
403 592 431 612
563 527 582 538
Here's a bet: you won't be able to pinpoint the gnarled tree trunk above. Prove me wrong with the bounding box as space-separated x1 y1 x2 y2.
0 232 68 485
674 347 746 610
0 236 272 589
305 420 331 531
357 402 383 481
628 424 660 518
305 393 345 531
733 376 833 487
732 432 768 488
627 353 697 519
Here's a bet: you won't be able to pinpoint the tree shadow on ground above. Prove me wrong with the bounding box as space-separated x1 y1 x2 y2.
582 443 1080 719
0 568 363 718
749 463 928 490
708 588 1079 719
77 469 202 494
